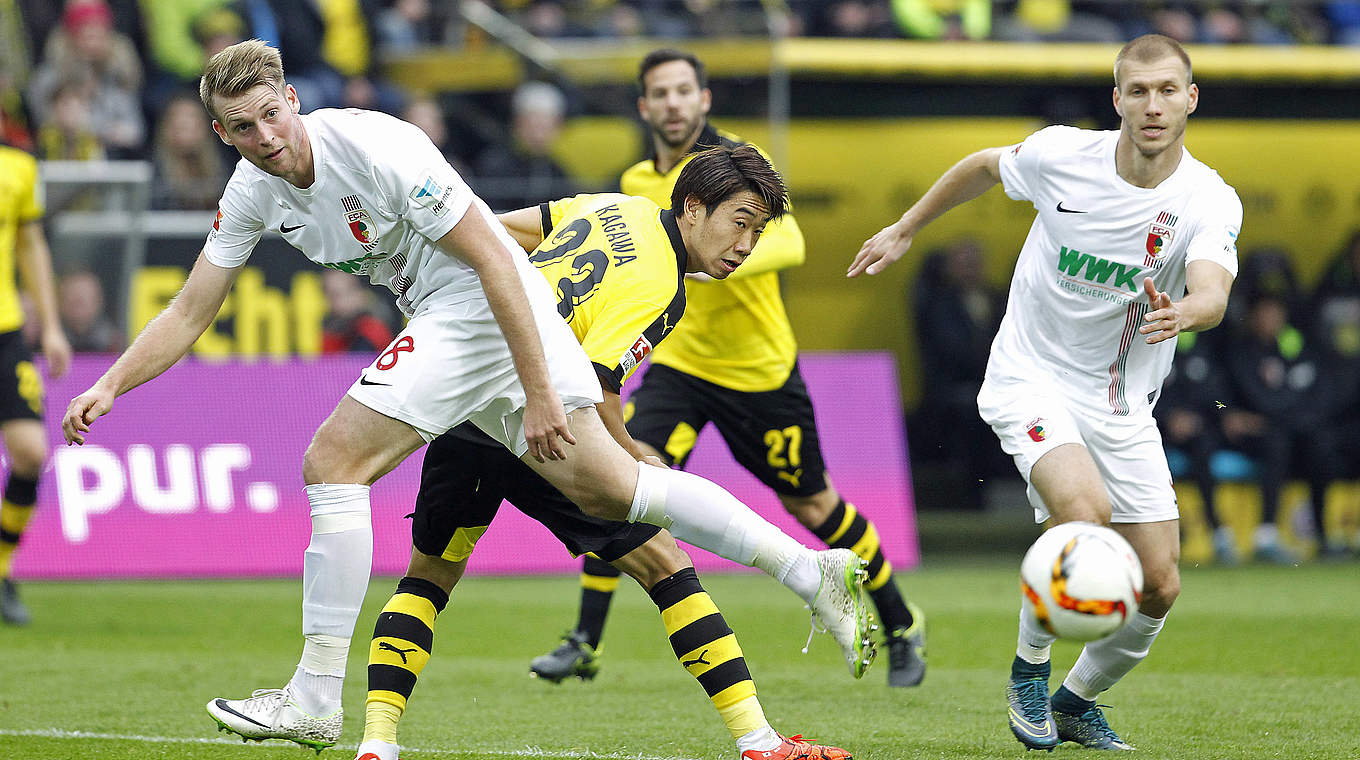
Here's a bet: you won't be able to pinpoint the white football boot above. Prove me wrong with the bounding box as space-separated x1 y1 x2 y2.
206 687 341 752
808 548 877 678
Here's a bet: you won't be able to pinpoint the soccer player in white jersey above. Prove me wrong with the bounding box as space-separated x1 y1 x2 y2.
850 34 1241 751
59 40 872 751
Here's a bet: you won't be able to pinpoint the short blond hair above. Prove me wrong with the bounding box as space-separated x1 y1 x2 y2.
199 39 285 120
1114 34 1192 88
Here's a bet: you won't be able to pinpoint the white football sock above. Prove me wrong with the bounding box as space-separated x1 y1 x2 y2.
291 483 372 710
736 726 782 754
627 462 820 601
1016 606 1057 664
1063 611 1166 700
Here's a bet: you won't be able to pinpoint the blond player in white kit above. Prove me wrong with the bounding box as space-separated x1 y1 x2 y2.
850 34 1240 751
60 40 873 752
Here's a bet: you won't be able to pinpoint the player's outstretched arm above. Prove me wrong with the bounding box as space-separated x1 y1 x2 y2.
62 252 240 445
496 206 548 252
436 209 571 463
15 220 71 379
848 147 1004 277
1139 261 1234 344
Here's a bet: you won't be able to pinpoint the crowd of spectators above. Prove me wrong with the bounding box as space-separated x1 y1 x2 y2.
490 1 1360 45
913 231 1360 561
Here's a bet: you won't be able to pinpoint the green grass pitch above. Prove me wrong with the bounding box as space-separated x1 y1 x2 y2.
1 559 1357 759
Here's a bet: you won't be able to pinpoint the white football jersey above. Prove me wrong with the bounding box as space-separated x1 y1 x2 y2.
992 125 1242 417
205 108 535 317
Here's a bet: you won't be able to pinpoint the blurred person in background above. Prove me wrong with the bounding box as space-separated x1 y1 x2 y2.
319 269 397 354
529 48 928 690
473 80 575 210
892 0 991 40
0 131 73 625
1154 330 1238 562
910 238 1007 509
58 268 123 353
401 95 465 171
151 93 228 209
1222 288 1341 563
28 0 144 157
34 80 104 160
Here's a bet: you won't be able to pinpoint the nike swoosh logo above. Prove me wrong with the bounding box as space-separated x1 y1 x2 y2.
213 699 269 729
280 223 305 233
1056 202 1086 214
359 376 391 386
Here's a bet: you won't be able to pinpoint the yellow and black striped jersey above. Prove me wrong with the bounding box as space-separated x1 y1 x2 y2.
534 192 688 393
0 146 43 333
619 124 805 392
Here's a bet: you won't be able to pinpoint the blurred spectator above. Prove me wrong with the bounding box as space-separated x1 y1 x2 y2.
909 239 1007 507
402 95 468 172
28 0 144 157
0 90 32 151
320 269 398 354
1156 331 1238 562
473 80 575 210
1223 289 1341 563
34 81 104 161
994 0 1122 42
1150 5 1198 42
193 6 248 61
374 0 437 53
892 0 991 40
140 0 241 94
58 269 122 352
151 93 227 210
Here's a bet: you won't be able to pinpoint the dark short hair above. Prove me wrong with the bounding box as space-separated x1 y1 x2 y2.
1114 34 1192 87
671 145 788 222
638 48 706 94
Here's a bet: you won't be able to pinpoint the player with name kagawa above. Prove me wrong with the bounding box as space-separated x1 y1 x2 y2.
531 47 926 693
851 34 1241 752
356 145 854 760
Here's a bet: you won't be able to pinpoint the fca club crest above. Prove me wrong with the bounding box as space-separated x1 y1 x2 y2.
342 194 378 251
348 209 374 244
1146 211 1178 260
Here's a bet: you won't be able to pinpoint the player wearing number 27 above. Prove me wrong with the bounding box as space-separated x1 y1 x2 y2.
851 34 1241 751
61 40 871 751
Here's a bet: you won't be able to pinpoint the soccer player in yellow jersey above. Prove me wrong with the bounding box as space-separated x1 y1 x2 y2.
0 128 72 625
531 49 927 688
355 147 853 760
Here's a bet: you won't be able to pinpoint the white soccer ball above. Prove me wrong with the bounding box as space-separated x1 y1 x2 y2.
1020 521 1143 642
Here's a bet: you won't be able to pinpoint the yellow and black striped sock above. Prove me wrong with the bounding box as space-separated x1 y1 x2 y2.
576 555 621 648
812 499 913 631
365 576 448 744
649 567 768 739
0 475 38 581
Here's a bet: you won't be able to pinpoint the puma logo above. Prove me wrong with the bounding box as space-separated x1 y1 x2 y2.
681 649 711 668
661 312 674 335
378 641 420 664
777 469 803 488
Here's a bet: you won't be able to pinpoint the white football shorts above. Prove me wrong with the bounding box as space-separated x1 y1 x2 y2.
346 292 602 457
976 372 1177 525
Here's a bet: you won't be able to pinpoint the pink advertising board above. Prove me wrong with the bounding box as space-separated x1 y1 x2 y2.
14 354 916 579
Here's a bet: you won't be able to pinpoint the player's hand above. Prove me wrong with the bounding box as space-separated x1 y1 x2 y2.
1138 277 1182 344
641 454 667 468
523 392 574 463
42 326 73 379
63 386 114 445
848 221 914 277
